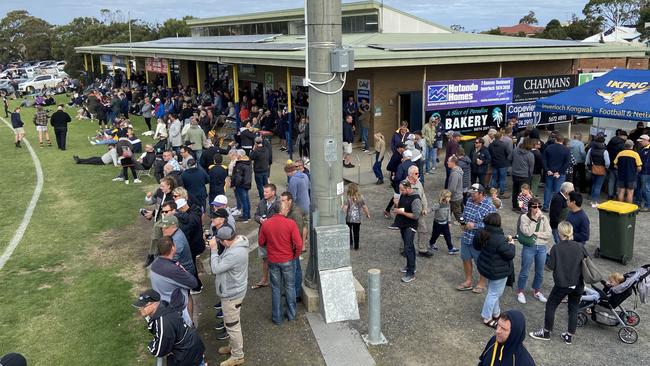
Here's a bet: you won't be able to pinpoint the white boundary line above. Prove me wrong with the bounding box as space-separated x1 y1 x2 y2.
0 117 44 270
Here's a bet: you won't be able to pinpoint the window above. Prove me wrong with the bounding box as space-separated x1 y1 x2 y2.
341 14 379 33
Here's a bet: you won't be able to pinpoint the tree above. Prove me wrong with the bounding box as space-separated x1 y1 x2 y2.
583 0 643 28
0 10 53 63
483 27 503 35
539 19 569 39
637 6 650 40
158 16 196 38
519 11 539 25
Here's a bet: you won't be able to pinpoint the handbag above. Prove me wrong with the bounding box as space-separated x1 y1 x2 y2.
582 256 604 284
591 164 606 176
517 216 540 247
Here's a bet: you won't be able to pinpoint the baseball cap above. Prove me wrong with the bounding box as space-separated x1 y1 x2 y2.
400 179 412 188
430 112 440 121
452 131 461 137
255 136 263 143
0 353 27 366
209 208 229 219
637 134 649 141
211 195 228 206
402 150 413 159
175 198 188 209
469 183 486 193
187 158 196 167
159 215 178 228
132 289 161 308
215 225 236 240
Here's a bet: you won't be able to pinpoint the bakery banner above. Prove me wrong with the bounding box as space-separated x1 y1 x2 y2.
428 105 507 133
425 78 513 111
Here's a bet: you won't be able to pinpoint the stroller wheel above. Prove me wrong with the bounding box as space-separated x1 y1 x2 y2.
577 312 588 327
618 326 638 344
619 310 641 327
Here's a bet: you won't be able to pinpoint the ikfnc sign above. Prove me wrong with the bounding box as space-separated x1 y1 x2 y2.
425 78 513 111
145 58 169 74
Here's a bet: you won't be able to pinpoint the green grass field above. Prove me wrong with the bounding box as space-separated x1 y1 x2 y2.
0 96 156 364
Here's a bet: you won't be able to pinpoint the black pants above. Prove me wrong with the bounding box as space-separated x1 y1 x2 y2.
54 128 67 150
347 222 360 249
122 165 137 180
544 284 583 334
471 172 487 187
572 163 586 193
144 117 152 131
385 180 399 212
429 222 453 250
299 140 309 158
512 175 530 209
76 157 104 165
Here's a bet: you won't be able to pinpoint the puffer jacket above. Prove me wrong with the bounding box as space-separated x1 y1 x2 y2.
474 225 515 280
232 158 252 190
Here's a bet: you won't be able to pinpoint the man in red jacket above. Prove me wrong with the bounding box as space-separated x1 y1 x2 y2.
258 201 303 325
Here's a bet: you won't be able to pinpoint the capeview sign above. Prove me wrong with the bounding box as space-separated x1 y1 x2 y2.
431 105 507 133
512 74 577 102
506 102 572 128
145 58 169 74
425 78 513 111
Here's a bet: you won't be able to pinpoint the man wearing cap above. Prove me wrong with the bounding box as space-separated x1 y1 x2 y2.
404 165 433 258
33 104 51 148
250 136 272 200
444 131 462 188
286 163 311 214
149 236 198 326
210 196 238 229
133 288 206 366
343 114 355 168
159 213 196 277
253 184 281 289
470 138 491 187
208 224 249 366
259 198 303 324
50 105 72 150
170 198 205 293
392 179 421 283
384 142 407 217
636 134 650 211
423 115 438 173
614 139 642 203
457 183 496 293
181 158 210 212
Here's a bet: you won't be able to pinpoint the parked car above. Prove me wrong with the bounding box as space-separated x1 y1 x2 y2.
18 74 64 93
55 61 67 71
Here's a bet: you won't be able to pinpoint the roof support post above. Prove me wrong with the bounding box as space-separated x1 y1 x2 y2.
233 64 240 129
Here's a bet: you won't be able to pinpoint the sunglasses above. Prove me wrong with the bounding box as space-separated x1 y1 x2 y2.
530 205 541 209
413 172 420 175
162 210 172 214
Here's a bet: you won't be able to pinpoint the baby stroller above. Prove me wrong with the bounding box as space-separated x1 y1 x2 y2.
576 264 650 344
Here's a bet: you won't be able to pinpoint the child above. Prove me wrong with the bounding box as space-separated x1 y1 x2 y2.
428 190 459 254
489 188 502 209
342 183 370 250
517 183 533 214
373 132 386 184
581 272 625 304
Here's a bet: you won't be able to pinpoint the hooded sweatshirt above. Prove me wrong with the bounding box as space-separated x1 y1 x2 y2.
289 171 311 213
448 166 464 201
510 147 535 179
478 309 536 366
210 235 250 300
147 288 205 366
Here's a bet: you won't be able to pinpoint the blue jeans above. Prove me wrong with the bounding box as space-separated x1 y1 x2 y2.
634 174 650 208
254 172 269 200
372 153 384 181
481 277 508 320
517 244 547 292
234 187 250 220
360 126 369 150
293 257 303 299
552 228 560 246
269 260 296 324
400 227 417 276
491 167 508 194
543 174 565 210
425 145 436 172
591 174 606 202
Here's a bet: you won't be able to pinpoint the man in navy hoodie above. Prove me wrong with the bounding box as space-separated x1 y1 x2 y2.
566 192 589 245
542 135 571 211
478 309 536 366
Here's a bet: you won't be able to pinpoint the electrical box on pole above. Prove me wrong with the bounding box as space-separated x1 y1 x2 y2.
330 48 355 72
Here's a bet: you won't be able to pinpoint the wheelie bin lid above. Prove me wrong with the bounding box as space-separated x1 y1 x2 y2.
459 135 477 142
597 200 639 214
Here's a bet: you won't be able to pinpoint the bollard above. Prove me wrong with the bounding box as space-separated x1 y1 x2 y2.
362 269 388 345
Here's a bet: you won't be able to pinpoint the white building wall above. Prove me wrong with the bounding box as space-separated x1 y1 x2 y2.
380 8 450 33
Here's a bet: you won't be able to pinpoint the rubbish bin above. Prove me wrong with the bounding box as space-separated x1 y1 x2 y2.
459 135 476 155
596 201 639 265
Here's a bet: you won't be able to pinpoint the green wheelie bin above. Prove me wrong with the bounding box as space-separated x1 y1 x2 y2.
596 201 639 265
459 135 477 155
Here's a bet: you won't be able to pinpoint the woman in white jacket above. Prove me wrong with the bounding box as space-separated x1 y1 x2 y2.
516 197 552 304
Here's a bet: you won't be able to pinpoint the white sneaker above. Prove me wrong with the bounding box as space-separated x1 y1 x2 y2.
591 202 598 208
112 177 124 182
124 180 129 185
133 179 142 184
534 291 548 303
517 292 527 304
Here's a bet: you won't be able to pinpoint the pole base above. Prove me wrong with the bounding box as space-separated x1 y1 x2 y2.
362 333 388 346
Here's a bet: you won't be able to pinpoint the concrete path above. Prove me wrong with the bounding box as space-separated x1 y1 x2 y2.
306 312 375 366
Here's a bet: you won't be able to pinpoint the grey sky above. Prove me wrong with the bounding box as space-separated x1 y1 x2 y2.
1 0 587 31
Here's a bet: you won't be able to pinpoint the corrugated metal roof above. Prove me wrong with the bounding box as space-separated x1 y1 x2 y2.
368 40 593 51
